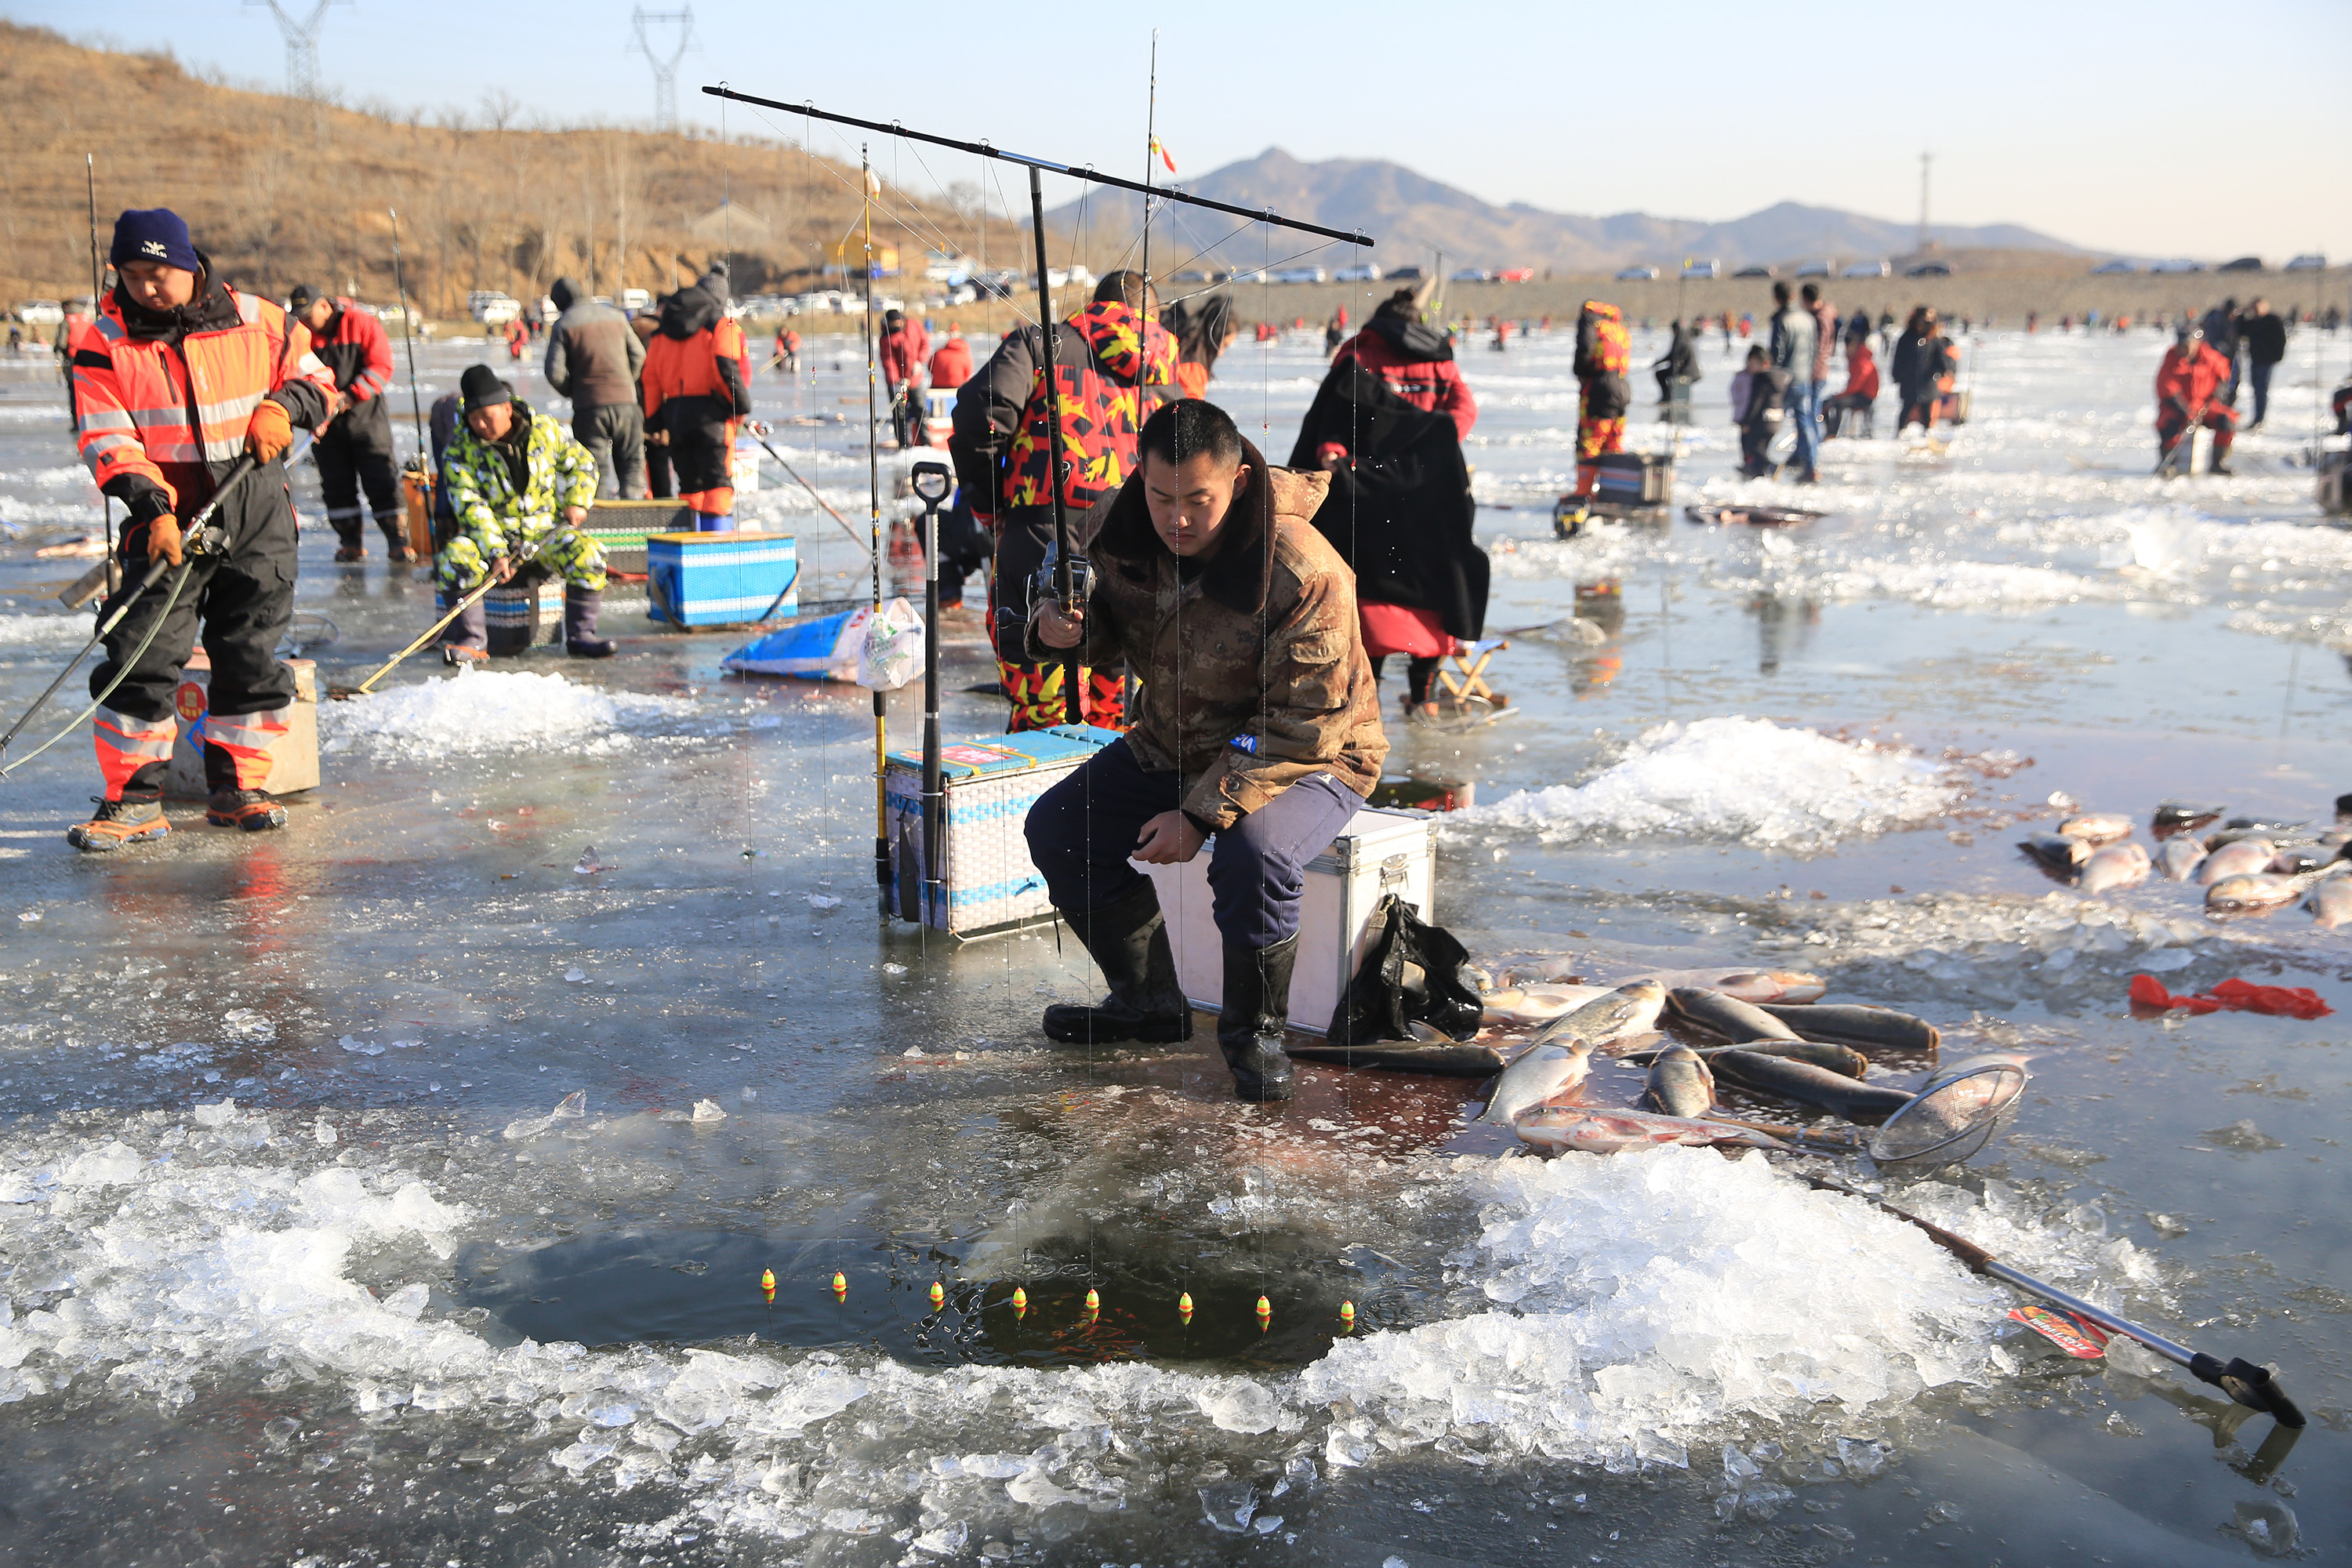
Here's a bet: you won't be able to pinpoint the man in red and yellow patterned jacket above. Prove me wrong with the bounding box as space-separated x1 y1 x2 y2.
1571 300 1632 495
948 270 1178 731
65 208 338 851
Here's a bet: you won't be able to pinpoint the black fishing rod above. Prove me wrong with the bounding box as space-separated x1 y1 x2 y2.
699 85 1374 249
1027 165 1081 727
84 155 111 561
388 208 430 459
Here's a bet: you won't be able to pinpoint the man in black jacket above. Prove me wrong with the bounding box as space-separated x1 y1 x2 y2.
2238 298 2288 431
544 277 648 496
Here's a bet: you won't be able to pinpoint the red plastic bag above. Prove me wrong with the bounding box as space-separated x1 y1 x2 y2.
2129 974 2332 1020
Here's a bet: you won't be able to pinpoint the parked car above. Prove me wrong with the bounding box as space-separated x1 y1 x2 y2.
2090 260 2136 275
1681 259 1720 279
2284 253 2328 272
619 288 652 311
1169 269 1218 284
1795 260 1831 278
1732 264 1776 279
1495 267 1537 283
1333 263 1384 283
468 290 521 325
1614 266 1659 281
2217 256 2263 273
1271 267 1328 285
1841 260 1890 278
15 299 64 327
1903 260 1952 278
2147 258 2205 274
1449 268 1493 283
1385 266 1424 281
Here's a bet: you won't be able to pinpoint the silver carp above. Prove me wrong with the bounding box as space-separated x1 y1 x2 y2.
1617 967 1825 1004
1639 1045 1719 1118
2078 841 2151 894
1479 1035 1594 1124
1755 1003 1940 1056
1514 1105 1745 1155
2019 832 2092 873
2311 877 2352 931
1661 986 1802 1044
1621 1040 1868 1077
1527 979 1666 1053
2198 839 2275 884
2157 835 2209 881
2153 800 2225 833
1286 1040 1507 1077
1708 1048 1918 1121
2056 813 2133 844
2205 873 2299 913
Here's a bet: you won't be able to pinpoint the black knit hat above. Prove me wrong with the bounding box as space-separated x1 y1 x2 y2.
460 364 512 413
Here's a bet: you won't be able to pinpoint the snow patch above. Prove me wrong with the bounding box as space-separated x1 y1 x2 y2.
318 671 697 760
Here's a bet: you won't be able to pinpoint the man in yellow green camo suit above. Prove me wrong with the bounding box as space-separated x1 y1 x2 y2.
437 364 613 662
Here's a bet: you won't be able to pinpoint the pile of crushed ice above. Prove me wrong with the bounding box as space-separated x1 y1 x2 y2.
1454 717 1959 849
0 1102 2147 1551
0 612 95 652
319 670 699 760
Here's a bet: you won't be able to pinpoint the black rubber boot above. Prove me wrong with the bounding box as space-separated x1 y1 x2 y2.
564 585 617 659
1218 934 1298 1102
442 596 488 664
1042 880 1194 1045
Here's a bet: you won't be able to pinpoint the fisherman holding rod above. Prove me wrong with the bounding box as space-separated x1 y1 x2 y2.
64 208 339 851
1021 399 1389 1102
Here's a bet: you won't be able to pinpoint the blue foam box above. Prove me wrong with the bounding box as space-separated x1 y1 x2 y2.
648 531 798 627
882 724 1121 932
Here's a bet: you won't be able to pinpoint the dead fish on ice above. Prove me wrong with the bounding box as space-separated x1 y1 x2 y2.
1478 982 1613 1025
2205 873 2304 914
2019 833 2092 873
2310 877 2352 930
1755 1002 1940 1056
1286 1039 1506 1076
2078 841 2151 894
2157 835 2209 881
2152 800 2225 834
1514 1105 1744 1155
1618 967 1825 1004
1707 1049 1918 1121
1527 979 1666 1053
1639 1045 1718 1117
1661 986 1802 1044
1478 1035 1595 1124
2056 813 2134 845
1621 1039 1868 1078
2198 839 2276 884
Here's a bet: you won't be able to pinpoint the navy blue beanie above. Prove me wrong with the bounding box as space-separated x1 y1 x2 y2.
111 208 200 273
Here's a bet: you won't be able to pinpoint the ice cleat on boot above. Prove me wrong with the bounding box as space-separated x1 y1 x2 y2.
1041 880 1195 1045
564 585 617 659
66 797 169 853
1218 935 1299 1102
206 789 288 831
443 644 489 666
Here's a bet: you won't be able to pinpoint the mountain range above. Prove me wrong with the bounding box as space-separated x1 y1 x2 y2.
1047 148 2092 274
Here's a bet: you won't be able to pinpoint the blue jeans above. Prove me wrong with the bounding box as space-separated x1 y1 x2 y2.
1789 379 1824 475
1025 737 1363 948
2249 360 2274 426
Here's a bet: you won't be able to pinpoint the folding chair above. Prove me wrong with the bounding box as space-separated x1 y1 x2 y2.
1434 636 1512 713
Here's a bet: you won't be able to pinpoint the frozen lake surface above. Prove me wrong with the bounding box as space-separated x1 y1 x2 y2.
0 321 2347 1566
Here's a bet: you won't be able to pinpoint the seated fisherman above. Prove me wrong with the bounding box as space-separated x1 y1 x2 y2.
436 365 614 662
1022 398 1389 1102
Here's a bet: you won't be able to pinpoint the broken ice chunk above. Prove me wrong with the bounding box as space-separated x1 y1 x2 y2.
1199 1480 1256 1532
575 847 604 874
503 1091 589 1141
564 967 587 983
691 1099 726 1123
339 1036 387 1056
221 1008 275 1042
807 893 844 909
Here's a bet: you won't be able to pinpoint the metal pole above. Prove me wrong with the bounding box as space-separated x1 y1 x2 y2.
863 150 889 903
387 209 430 457
1029 166 1080 726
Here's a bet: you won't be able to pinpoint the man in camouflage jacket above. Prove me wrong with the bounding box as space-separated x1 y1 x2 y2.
436 365 614 661
1022 398 1388 1102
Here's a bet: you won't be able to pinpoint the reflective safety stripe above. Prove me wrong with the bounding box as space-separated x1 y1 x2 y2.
194 390 266 427
78 408 136 433
96 708 176 757
204 706 291 789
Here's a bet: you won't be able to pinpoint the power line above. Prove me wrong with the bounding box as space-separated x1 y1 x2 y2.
630 7 696 134
245 0 347 101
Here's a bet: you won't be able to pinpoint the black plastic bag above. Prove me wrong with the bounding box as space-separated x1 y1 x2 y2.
1326 895 1485 1046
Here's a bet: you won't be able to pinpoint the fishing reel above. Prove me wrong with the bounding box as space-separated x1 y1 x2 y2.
1029 539 1096 615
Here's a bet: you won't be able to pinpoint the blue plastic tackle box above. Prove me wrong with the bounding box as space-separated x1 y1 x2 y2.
648 531 799 628
882 724 1120 934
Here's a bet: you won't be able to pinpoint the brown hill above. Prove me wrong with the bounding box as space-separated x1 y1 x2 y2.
0 23 994 315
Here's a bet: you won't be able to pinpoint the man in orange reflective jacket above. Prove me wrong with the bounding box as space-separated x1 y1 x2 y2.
66 208 338 851
641 279 750 530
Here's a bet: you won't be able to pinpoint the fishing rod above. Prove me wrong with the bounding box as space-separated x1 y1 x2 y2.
84 155 111 562
1808 1174 2306 1428
743 422 873 557
862 151 889 903
330 519 582 699
910 460 951 925
699 84 1373 249
1 447 289 777
1028 165 1081 727
387 209 430 462
1138 33 1160 303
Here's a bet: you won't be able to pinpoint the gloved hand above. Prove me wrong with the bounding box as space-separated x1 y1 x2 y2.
143 516 184 568
244 398 293 463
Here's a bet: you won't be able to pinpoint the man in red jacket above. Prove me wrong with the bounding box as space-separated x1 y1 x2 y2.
928 328 973 391
880 310 931 448
1822 339 1880 439
290 285 405 561
2154 325 2237 476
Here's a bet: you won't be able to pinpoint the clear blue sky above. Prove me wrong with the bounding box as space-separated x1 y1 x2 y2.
16 0 2350 260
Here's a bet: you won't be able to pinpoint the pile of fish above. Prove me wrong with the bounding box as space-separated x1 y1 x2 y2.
2018 800 2352 925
